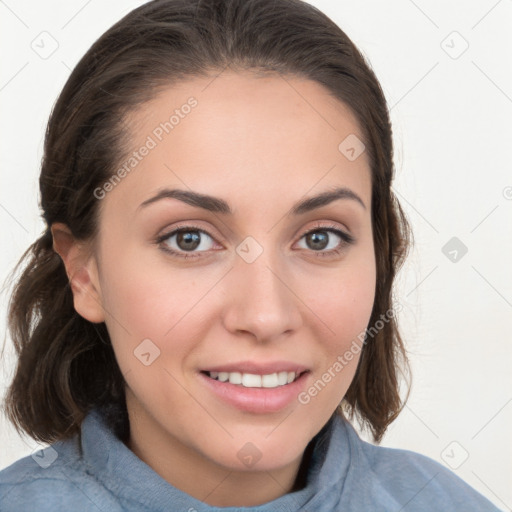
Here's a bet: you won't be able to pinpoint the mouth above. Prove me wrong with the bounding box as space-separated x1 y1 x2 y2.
198 367 311 413
200 370 309 388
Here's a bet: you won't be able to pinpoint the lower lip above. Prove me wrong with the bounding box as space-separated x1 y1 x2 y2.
198 371 310 414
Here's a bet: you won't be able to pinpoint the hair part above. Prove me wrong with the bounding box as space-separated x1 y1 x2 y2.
2 0 412 445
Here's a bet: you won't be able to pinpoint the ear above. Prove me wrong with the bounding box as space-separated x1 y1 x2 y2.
51 222 105 324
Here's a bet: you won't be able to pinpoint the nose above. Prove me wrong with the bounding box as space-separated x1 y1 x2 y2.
221 246 303 343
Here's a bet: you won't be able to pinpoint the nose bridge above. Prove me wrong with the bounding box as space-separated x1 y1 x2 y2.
222 237 301 340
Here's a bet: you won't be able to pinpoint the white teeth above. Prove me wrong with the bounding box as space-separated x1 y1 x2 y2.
242 373 262 387
262 373 279 388
206 370 301 388
228 372 242 385
277 371 288 386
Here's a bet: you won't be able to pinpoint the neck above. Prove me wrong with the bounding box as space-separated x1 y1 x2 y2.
124 396 311 507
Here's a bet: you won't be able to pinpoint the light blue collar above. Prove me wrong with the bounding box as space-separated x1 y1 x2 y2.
79 406 353 511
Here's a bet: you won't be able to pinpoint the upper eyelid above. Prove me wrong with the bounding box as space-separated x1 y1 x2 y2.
158 224 219 244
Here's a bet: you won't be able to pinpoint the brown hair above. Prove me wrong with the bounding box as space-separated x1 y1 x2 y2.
1 0 412 445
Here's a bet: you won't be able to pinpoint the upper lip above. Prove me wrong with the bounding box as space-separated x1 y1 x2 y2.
201 360 310 375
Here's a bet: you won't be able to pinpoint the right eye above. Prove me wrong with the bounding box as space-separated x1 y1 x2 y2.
155 225 220 259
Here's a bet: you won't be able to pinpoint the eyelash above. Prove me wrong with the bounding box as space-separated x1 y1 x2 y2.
155 222 355 260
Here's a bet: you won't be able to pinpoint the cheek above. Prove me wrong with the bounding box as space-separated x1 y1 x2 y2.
304 262 376 342
99 241 201 332
97 246 228 395
96 245 194 368
98 258 200 411
294 265 375 422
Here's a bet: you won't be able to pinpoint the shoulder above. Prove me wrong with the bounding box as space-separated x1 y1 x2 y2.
350 428 503 511
0 438 121 512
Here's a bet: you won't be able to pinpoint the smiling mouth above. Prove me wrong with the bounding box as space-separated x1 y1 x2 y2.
201 370 309 388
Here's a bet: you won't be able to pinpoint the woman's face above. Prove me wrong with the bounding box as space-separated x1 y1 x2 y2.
87 71 375 475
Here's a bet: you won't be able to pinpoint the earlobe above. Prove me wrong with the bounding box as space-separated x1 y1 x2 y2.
50 222 106 324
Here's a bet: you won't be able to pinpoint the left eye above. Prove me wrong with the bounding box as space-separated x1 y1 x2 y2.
296 227 354 253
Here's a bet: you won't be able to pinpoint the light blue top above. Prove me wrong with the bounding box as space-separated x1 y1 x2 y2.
0 405 503 511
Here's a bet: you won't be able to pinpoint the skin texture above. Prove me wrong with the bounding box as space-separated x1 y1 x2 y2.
51 70 376 507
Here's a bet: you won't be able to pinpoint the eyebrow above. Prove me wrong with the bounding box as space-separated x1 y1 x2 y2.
137 186 366 214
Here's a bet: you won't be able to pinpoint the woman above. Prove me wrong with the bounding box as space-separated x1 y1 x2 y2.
0 0 503 510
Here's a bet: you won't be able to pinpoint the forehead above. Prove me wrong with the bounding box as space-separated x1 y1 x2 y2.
102 71 371 219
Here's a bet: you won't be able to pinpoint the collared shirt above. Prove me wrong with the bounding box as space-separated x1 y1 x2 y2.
0 405 503 511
